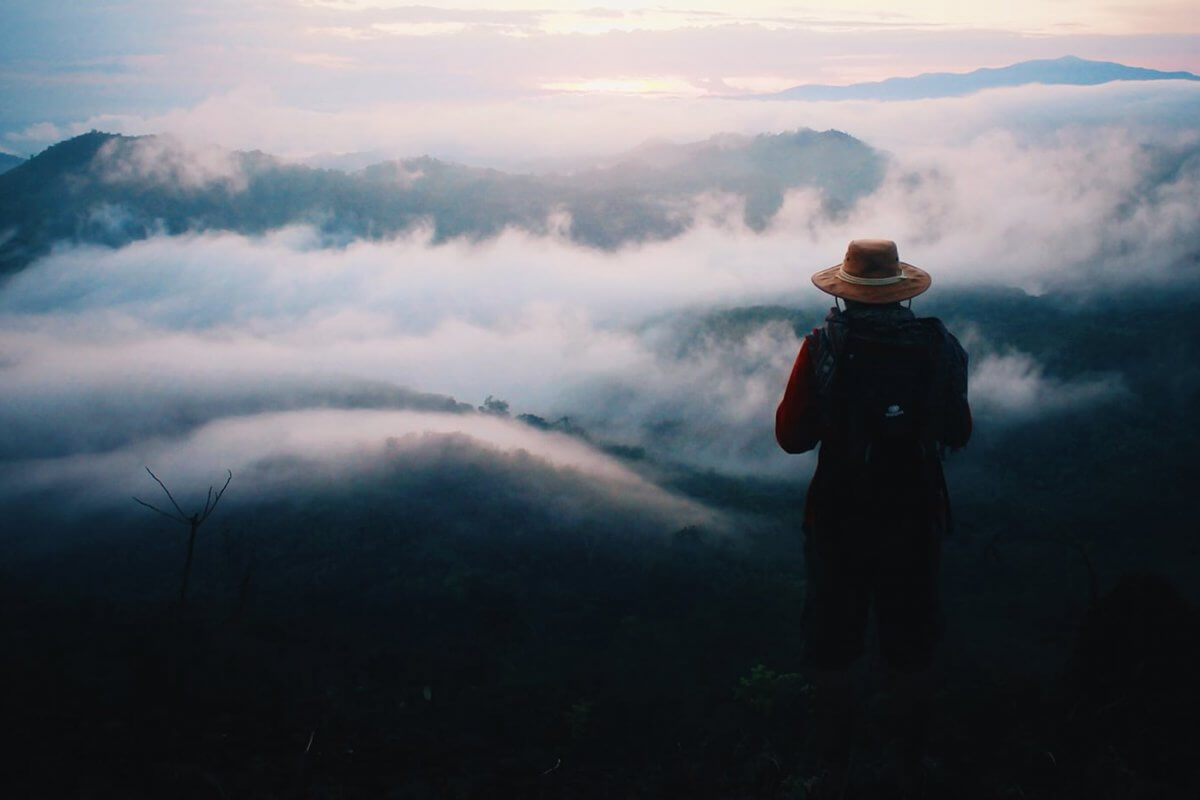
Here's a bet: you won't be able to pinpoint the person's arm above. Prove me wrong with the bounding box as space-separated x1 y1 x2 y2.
775 335 822 454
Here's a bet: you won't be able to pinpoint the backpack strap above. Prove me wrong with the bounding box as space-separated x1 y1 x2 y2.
811 310 847 437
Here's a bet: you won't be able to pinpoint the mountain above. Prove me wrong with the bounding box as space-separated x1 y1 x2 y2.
0 129 885 275
0 153 23 175
757 56 1200 101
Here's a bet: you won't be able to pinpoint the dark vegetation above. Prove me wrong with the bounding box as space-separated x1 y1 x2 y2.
2 288 1199 797
0 128 885 275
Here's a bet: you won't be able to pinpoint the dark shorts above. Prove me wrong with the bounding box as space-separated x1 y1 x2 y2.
801 513 943 673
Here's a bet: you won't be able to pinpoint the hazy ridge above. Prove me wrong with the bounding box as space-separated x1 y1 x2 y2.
758 55 1200 101
0 128 883 276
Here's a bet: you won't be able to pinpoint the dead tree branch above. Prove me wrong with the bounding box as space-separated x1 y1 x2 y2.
132 468 233 607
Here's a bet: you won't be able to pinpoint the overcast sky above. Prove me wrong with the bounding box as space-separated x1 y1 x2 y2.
2 1 1198 157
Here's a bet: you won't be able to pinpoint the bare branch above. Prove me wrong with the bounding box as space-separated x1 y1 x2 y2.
132 495 185 523
132 467 232 609
146 467 186 518
201 469 233 523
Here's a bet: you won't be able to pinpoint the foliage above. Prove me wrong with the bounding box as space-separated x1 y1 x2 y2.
735 663 813 717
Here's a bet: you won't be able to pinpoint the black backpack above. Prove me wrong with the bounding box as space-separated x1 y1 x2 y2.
812 312 953 474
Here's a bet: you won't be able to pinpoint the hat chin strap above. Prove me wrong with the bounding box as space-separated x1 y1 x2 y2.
837 268 906 286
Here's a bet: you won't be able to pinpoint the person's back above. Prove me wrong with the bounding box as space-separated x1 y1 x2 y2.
799 300 969 538
775 239 971 790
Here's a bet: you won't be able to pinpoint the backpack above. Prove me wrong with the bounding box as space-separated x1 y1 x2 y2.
812 312 951 475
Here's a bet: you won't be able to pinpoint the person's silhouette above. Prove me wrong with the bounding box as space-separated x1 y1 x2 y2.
776 239 971 790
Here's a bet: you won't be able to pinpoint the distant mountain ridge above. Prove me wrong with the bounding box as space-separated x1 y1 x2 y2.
0 129 885 275
757 56 1200 101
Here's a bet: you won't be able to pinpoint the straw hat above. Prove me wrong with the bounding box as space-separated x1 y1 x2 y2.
811 239 931 303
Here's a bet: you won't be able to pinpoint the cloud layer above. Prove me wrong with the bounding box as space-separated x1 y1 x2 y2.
10 81 1200 168
0 408 715 531
2 84 1196 531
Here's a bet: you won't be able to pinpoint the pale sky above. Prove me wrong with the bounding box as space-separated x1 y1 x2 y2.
296 1 1200 36
1 1 1198 156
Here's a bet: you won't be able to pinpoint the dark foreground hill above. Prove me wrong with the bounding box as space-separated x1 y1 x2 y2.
2 287 1199 797
0 129 885 275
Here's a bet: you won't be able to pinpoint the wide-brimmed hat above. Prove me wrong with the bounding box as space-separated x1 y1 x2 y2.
811 239 931 304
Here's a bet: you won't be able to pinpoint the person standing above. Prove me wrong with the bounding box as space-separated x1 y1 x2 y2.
776 239 971 789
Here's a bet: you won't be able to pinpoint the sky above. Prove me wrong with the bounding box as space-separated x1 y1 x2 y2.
1 1 1198 158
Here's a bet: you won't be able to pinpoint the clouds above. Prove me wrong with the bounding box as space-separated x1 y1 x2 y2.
5 108 1196 357
10 85 1200 287
820 123 1200 294
94 135 248 192
0 224 793 470
0 120 1178 484
9 79 1197 174
0 408 715 530
2 77 1198 535
968 351 1129 420
558 313 812 475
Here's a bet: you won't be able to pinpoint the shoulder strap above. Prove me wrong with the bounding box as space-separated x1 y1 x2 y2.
811 313 847 435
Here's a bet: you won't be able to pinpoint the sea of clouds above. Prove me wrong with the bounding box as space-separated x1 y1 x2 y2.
2 81 1195 526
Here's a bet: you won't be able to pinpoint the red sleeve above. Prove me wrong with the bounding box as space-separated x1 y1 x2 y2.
775 336 821 454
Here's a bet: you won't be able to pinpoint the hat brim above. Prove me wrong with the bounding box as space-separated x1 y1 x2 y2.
811 261 931 304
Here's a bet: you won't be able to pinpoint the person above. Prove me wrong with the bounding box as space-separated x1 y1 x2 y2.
775 239 971 789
